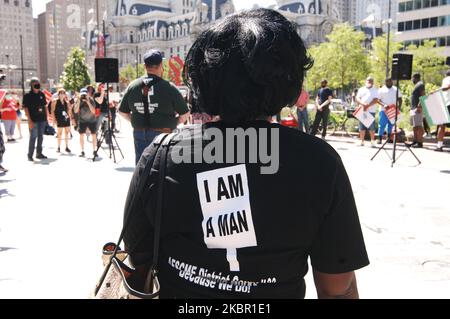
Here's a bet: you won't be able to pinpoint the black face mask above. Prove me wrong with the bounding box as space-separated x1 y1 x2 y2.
33 84 41 90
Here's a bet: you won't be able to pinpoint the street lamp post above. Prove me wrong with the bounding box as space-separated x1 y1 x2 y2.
135 45 139 77
386 0 392 78
5 54 11 88
20 35 25 97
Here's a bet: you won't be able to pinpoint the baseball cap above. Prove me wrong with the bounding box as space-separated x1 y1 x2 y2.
143 49 164 66
80 88 88 95
30 77 40 84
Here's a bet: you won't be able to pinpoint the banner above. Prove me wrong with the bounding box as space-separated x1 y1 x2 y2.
353 105 375 129
420 90 450 125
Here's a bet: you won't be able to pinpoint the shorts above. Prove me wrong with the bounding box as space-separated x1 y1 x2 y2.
410 109 424 128
359 113 376 131
78 122 97 134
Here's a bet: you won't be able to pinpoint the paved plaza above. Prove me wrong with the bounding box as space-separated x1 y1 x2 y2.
0 122 449 299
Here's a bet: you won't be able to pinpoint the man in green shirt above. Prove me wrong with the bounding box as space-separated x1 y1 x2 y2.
119 49 190 164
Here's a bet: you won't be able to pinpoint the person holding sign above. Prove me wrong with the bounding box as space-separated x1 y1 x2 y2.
356 77 379 147
435 70 450 152
377 78 403 144
123 9 369 299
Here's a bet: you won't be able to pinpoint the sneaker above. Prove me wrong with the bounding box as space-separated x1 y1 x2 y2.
435 147 444 152
56 147 61 153
412 143 423 149
0 165 8 173
377 140 382 145
65 147 71 153
36 154 48 159
79 151 85 158
28 156 34 162
408 141 418 147
371 141 377 148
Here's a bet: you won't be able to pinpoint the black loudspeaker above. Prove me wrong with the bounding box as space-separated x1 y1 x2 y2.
95 58 119 83
446 56 450 66
392 54 413 81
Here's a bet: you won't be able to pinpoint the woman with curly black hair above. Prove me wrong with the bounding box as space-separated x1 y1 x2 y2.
122 9 369 299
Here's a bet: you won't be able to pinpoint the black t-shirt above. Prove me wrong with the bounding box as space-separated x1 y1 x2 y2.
123 121 369 299
411 81 425 110
23 90 47 122
94 92 109 113
317 88 333 108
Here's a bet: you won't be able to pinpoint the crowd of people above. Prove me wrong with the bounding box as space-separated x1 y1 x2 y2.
292 72 449 152
0 78 121 172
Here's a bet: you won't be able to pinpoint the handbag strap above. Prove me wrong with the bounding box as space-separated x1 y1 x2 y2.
151 132 176 273
95 132 171 295
115 132 174 256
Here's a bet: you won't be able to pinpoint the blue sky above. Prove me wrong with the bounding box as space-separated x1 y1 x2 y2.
33 0 278 18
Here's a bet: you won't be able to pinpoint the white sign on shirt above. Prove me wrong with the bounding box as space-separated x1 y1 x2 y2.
197 165 257 272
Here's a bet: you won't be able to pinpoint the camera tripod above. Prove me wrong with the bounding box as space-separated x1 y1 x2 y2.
93 86 124 163
371 78 421 167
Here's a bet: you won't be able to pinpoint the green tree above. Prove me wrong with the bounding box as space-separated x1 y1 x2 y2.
305 44 334 91
371 35 402 85
305 23 370 95
406 40 446 85
60 47 91 92
119 64 146 87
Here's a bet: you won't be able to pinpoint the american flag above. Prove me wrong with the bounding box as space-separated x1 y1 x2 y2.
43 90 53 104
385 104 400 124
